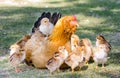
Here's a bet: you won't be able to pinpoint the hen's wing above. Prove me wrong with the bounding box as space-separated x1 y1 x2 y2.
32 12 62 33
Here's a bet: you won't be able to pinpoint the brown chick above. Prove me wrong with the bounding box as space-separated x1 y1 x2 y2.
9 49 26 72
46 46 68 74
9 34 31 56
79 38 93 65
96 35 111 53
93 35 111 69
65 45 85 72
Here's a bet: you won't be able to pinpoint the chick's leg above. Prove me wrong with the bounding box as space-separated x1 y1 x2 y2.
102 63 105 69
71 68 74 73
15 67 21 73
86 62 89 66
78 66 81 71
57 68 60 73
50 71 54 75
85 59 89 66
95 63 98 69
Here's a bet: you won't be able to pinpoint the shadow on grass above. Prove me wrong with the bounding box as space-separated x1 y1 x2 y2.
108 52 120 65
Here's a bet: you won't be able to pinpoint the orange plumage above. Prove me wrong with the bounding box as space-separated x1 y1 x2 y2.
24 16 78 68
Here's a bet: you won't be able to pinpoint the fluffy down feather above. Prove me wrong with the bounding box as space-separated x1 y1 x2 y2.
65 45 85 72
93 35 111 69
39 17 54 36
79 38 93 64
9 49 25 72
46 46 68 74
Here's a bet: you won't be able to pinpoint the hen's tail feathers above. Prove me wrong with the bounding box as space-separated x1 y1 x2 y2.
32 12 62 33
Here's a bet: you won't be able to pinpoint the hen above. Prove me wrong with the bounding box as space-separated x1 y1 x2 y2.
93 35 111 69
25 15 78 68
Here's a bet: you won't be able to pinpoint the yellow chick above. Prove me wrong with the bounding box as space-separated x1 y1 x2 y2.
9 44 20 56
9 49 26 72
65 45 85 72
80 38 93 65
70 34 80 52
46 46 68 74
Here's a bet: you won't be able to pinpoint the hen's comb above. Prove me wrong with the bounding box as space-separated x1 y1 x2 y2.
72 15 77 21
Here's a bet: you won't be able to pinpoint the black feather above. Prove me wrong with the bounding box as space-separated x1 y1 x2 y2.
51 12 57 24
31 12 62 33
46 12 51 19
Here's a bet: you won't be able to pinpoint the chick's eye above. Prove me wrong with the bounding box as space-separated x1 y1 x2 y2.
44 21 47 23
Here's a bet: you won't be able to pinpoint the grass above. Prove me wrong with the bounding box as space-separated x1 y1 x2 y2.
0 0 120 78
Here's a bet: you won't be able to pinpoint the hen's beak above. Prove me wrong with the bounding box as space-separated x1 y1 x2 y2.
76 23 79 27
70 21 79 28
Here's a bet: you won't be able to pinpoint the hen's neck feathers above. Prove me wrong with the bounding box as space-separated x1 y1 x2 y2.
49 19 71 44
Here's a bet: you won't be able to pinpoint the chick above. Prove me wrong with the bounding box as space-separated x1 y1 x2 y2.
96 35 111 53
70 34 80 52
65 45 85 72
9 34 31 56
93 45 108 69
79 38 93 65
93 35 111 69
46 46 68 74
9 44 20 56
39 17 54 36
9 49 26 72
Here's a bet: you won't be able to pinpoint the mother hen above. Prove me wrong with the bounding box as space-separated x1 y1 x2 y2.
25 13 78 68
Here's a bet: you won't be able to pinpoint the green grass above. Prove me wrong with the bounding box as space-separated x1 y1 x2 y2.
0 0 120 78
